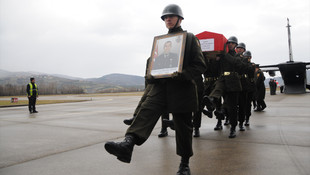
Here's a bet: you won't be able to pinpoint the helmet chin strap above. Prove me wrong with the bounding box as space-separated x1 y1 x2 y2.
173 17 181 29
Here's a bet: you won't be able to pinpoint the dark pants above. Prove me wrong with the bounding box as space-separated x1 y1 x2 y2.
126 89 193 158
28 96 36 112
257 99 266 110
238 91 247 124
160 112 169 129
193 82 204 129
193 110 202 129
224 92 239 128
245 91 254 120
209 79 239 126
203 79 222 114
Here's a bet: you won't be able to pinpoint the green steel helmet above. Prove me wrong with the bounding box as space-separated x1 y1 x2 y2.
227 36 238 44
243 51 252 57
237 42 246 50
161 4 184 21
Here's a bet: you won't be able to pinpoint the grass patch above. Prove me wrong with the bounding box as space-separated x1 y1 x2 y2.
0 100 89 107
80 92 144 97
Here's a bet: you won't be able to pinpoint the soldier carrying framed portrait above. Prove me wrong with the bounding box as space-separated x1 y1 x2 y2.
147 31 187 79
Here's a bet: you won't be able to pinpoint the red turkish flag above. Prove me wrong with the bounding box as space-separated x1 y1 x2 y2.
154 44 158 58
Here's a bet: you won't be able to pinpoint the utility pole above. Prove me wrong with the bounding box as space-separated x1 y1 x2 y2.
286 18 293 62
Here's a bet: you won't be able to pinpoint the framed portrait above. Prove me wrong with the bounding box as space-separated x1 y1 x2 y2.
147 32 187 78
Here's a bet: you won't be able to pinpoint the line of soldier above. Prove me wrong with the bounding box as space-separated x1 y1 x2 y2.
104 4 266 175
202 38 261 138
163 37 267 139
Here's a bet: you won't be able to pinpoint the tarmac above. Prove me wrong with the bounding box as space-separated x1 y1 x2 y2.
0 92 309 175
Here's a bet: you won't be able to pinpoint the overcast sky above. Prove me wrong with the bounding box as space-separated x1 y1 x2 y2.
0 0 309 78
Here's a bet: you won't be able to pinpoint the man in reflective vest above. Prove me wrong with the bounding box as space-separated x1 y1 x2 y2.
26 77 38 113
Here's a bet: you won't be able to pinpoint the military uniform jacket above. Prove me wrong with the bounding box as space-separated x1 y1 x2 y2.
255 69 266 100
203 56 221 94
217 50 252 92
247 62 256 93
147 27 206 113
237 55 255 92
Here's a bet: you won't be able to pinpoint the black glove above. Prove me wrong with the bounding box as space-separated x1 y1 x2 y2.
216 53 225 60
171 70 191 81
144 74 156 84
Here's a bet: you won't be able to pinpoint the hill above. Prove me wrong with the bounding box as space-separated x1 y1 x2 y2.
0 70 144 95
89 73 144 86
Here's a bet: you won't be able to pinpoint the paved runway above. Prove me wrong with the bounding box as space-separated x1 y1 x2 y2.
0 92 309 175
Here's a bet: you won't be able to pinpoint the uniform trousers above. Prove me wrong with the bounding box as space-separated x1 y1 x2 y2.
193 81 203 129
257 99 267 110
223 92 239 128
238 90 247 124
209 78 239 126
28 96 37 112
126 85 193 158
133 85 169 128
204 80 222 111
245 91 254 120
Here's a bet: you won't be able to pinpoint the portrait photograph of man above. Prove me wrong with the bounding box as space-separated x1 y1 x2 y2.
153 40 179 69
150 32 186 77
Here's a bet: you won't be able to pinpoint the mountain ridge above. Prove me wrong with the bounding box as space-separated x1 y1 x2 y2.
0 69 144 94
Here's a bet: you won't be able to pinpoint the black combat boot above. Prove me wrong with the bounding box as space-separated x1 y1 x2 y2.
245 120 250 126
254 107 262 112
158 128 168 137
239 122 245 131
163 119 175 130
229 127 236 138
202 109 213 118
214 109 225 120
123 115 135 125
104 135 136 163
214 120 223 130
177 157 191 175
193 128 200 137
202 96 215 111
224 118 230 125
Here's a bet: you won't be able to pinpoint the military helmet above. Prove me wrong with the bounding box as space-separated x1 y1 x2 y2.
243 51 252 57
227 36 238 44
161 4 184 20
237 42 246 50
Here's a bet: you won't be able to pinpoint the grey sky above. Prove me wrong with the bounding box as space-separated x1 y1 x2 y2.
0 0 309 78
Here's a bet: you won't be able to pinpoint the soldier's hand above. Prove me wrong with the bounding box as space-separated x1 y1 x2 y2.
144 74 156 84
171 71 189 81
171 71 179 78
216 53 225 60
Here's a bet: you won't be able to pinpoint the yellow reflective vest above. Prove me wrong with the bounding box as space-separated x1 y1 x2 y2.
29 83 38 96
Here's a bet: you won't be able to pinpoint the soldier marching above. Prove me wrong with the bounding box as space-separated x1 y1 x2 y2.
104 4 266 175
